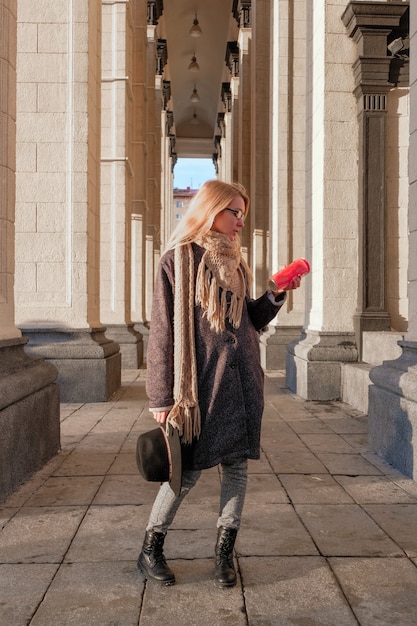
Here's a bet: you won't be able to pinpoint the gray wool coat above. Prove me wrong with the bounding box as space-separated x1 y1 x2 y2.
146 242 286 471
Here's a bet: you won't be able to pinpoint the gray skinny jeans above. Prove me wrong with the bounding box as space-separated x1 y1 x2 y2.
146 458 248 534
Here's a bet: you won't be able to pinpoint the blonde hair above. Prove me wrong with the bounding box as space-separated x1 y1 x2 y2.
166 179 250 250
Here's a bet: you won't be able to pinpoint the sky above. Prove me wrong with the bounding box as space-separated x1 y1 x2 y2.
173 158 216 190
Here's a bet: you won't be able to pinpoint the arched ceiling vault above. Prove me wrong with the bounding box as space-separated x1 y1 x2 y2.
155 0 239 158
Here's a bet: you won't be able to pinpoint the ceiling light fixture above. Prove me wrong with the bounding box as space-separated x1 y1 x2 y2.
189 14 202 38
190 108 200 125
190 84 200 102
188 54 200 72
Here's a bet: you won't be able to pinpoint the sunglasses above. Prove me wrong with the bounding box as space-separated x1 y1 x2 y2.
224 207 245 222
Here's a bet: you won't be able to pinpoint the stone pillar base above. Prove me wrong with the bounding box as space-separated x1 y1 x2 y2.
260 325 302 370
103 324 143 369
368 341 417 479
22 327 121 403
0 338 60 503
286 330 358 400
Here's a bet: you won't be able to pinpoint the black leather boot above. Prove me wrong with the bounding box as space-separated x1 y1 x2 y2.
214 526 238 588
137 530 175 586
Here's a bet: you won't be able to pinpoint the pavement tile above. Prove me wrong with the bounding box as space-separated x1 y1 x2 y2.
0 507 18 529
29 561 141 626
75 432 127 453
170 504 219 533
107 452 139 474
334 475 417 504
24 476 103 507
139 558 246 626
295 504 403 556
164 528 217 558
329 557 417 626
266 451 328 474
320 416 368 434
298 433 356 454
279 473 354 504
285 418 335 434
248 451 274 473
240 556 357 626
363 503 417 557
262 433 309 454
261 418 300 438
0 506 87 563
92 474 159 505
0 453 71 508
272 405 313 421
52 452 117 476
60 415 104 437
237 504 318 556
339 432 369 452
316 452 384 475
91 415 137 434
119 432 141 453
388 474 417 497
0 564 59 626
246 474 289 504
64 504 147 563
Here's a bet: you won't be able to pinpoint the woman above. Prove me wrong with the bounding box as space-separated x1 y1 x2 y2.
138 180 301 588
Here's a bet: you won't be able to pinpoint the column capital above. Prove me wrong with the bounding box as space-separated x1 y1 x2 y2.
342 1 409 93
162 80 171 109
232 0 252 29
147 0 164 26
156 39 167 75
221 82 232 112
342 1 409 41
225 41 240 77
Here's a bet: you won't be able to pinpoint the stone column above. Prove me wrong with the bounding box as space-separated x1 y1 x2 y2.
220 84 233 183
100 0 143 368
342 1 409 354
144 29 161 322
251 0 271 298
131 0 150 353
260 0 307 369
225 41 240 183
0 0 59 502
286 0 359 400
234 3 252 260
15 0 120 402
367 1 417 479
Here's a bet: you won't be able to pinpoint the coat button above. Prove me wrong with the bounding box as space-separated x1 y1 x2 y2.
230 362 237 368
227 337 236 344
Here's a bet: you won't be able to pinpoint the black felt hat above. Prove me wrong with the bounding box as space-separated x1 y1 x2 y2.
136 422 182 497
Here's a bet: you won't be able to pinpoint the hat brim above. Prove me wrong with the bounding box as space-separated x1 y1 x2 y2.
136 423 182 497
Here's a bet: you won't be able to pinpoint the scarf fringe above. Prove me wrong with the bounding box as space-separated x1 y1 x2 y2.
169 403 201 444
196 262 244 333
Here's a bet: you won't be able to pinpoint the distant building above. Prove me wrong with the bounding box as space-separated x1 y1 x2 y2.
172 187 198 222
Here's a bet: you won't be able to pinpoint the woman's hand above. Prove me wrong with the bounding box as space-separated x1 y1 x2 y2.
271 275 302 297
153 410 169 424
285 275 302 290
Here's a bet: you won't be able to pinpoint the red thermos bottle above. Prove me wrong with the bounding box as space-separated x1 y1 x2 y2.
269 258 310 290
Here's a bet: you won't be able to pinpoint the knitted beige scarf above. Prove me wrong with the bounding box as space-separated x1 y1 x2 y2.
169 232 246 443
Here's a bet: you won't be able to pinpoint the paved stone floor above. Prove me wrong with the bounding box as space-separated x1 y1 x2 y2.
2 369 417 625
